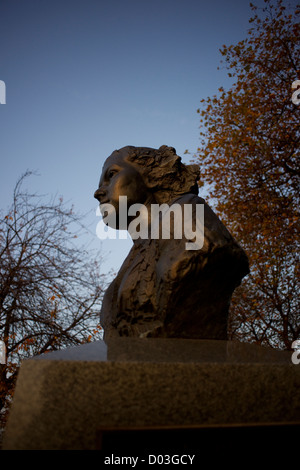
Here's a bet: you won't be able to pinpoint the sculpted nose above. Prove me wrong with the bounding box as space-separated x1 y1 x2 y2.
94 187 106 202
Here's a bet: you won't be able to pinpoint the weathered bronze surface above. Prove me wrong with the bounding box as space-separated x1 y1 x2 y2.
94 145 249 340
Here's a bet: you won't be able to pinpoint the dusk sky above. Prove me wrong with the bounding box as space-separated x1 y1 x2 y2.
0 0 267 276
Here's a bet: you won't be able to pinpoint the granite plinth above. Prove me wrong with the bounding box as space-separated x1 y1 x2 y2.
3 339 299 450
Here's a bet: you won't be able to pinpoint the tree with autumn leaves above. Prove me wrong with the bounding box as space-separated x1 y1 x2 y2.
0 172 106 431
196 0 299 349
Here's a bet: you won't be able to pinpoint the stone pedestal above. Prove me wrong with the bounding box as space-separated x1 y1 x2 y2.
2 339 300 451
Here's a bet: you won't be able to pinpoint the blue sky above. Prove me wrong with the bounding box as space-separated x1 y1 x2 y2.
0 0 267 277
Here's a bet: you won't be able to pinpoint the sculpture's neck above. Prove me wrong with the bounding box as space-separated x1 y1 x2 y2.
127 194 156 245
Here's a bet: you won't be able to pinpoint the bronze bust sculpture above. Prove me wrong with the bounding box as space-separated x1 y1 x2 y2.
94 145 249 340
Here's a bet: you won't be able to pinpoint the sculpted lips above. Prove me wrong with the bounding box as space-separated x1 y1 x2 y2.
99 202 113 219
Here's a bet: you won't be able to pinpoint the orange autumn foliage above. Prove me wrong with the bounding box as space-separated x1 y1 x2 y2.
196 0 299 349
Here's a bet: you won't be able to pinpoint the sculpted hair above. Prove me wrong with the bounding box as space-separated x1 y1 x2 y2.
120 145 200 203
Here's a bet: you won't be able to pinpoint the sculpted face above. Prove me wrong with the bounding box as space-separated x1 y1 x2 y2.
94 148 151 229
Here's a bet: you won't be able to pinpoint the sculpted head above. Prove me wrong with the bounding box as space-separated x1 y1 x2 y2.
94 145 200 202
94 145 200 229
